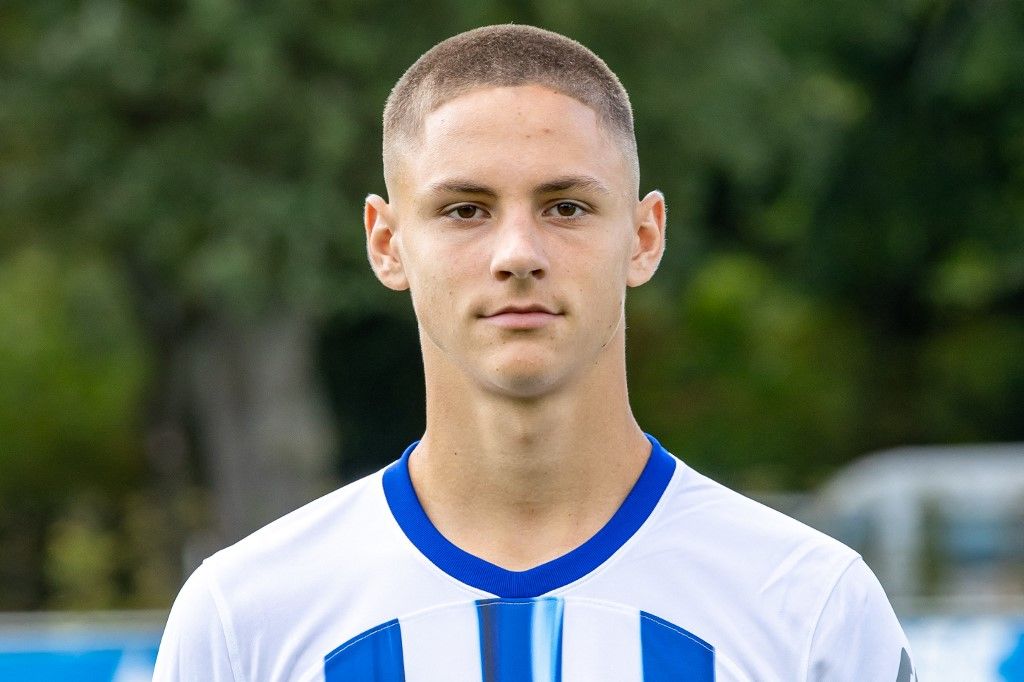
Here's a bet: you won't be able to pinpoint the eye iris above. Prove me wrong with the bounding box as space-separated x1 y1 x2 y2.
556 203 577 217
456 206 477 219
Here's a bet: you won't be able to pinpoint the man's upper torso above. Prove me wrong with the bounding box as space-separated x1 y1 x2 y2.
154 435 913 681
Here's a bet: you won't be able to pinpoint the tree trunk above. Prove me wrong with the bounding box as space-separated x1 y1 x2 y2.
186 310 337 552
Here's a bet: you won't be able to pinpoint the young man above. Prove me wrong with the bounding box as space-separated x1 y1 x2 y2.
155 25 916 681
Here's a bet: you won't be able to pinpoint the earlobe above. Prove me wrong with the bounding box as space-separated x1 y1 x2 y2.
627 190 667 287
365 194 410 291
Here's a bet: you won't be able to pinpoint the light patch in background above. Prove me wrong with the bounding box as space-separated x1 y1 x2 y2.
904 615 1024 681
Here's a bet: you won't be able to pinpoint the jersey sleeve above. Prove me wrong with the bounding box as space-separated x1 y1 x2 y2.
153 562 242 682
805 557 917 682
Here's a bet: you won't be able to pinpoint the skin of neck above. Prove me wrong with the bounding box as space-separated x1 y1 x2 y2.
408 310 652 571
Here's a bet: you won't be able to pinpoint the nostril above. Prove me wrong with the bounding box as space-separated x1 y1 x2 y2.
498 267 545 281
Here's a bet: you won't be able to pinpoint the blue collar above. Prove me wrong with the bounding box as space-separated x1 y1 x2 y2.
381 433 676 598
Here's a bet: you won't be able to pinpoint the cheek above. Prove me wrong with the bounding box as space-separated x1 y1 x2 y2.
405 248 474 334
578 247 629 330
409 269 451 320
571 265 626 324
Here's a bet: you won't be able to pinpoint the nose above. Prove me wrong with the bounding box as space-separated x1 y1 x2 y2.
489 211 549 281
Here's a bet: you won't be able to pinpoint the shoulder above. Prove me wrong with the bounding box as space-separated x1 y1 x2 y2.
153 562 241 681
192 467 404 639
154 468 407 681
652 460 860 578
633 458 865 638
617 456 913 679
805 556 914 680
205 468 390 584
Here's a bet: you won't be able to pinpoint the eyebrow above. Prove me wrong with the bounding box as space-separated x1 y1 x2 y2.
427 180 497 199
534 175 612 196
426 175 613 200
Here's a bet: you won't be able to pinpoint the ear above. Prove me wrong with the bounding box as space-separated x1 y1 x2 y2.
365 194 409 291
627 190 666 287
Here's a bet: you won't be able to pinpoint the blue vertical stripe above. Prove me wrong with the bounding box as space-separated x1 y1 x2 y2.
640 611 714 681
477 598 565 682
324 619 405 682
530 598 563 682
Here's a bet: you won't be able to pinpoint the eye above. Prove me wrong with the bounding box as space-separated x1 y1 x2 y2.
445 204 487 220
547 202 586 218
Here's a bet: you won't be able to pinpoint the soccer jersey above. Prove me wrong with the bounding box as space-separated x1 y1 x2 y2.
154 435 915 681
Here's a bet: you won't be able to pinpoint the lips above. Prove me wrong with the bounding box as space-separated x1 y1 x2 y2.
488 304 557 316
481 303 561 329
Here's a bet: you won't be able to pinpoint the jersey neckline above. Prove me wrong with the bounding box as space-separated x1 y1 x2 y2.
381 433 677 598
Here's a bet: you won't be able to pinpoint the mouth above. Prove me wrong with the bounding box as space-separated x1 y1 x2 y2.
480 304 562 330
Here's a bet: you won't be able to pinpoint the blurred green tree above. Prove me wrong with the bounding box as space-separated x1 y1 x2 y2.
0 247 149 607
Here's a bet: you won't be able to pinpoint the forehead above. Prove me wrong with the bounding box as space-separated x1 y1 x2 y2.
424 84 602 140
394 85 631 196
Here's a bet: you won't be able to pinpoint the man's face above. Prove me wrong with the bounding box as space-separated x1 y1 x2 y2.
367 85 663 399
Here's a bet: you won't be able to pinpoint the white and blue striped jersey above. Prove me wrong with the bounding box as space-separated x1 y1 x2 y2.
154 435 915 681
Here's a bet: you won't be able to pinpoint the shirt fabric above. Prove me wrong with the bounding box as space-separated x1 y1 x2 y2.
154 434 915 681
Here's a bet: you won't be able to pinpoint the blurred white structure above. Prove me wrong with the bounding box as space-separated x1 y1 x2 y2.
759 443 1024 610
807 443 1024 612
753 443 1024 680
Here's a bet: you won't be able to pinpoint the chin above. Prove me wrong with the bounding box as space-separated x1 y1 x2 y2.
481 362 569 400
485 377 559 400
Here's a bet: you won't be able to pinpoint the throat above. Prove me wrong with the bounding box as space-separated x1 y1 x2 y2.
406 426 653 572
434 500 614 572
384 432 674 597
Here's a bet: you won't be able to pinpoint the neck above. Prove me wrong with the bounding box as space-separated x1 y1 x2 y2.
408 327 651 570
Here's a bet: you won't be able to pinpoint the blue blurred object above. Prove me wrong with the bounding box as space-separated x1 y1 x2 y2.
1001 632 1024 682
0 614 160 682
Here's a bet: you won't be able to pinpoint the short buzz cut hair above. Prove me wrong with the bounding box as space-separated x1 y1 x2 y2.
382 24 639 188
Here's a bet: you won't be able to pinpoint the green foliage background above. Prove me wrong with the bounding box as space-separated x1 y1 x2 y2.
1 0 1022 608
